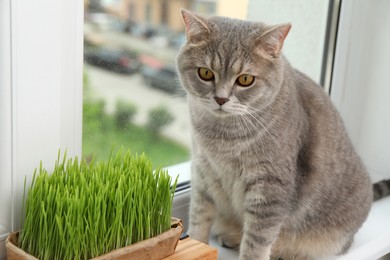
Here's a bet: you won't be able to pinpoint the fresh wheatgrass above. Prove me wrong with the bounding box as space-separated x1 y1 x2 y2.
19 150 178 260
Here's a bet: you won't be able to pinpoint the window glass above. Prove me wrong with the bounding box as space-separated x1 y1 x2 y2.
247 1 329 83
83 0 330 167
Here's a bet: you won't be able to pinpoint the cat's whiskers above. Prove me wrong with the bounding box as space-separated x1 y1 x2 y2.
242 114 266 154
245 105 276 126
247 108 295 150
244 111 279 146
237 114 266 157
246 105 291 125
246 106 287 130
234 115 256 153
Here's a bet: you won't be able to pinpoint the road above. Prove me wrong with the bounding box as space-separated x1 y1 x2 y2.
85 64 192 148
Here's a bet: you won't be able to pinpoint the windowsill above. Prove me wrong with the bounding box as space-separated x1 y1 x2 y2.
0 226 8 242
0 225 9 259
165 161 192 186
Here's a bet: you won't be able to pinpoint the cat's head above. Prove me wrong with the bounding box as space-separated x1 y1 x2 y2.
176 9 291 117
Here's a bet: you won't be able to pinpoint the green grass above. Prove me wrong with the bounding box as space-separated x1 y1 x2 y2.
19 150 178 260
82 117 189 168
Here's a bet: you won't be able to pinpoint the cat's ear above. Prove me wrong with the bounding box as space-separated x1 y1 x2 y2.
257 23 291 59
180 9 210 46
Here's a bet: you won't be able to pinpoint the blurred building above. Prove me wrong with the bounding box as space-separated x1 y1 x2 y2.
87 0 248 33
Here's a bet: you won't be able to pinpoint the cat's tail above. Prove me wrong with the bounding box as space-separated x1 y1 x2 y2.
373 179 390 201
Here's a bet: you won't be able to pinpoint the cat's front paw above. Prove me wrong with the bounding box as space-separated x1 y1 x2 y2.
217 234 241 249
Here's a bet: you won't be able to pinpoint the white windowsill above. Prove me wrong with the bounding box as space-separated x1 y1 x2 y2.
165 161 192 186
0 226 7 242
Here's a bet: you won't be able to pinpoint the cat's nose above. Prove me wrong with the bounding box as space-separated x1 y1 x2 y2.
214 97 230 106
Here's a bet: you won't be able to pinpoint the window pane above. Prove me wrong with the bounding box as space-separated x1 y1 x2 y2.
83 0 330 167
83 1 192 167
247 0 329 83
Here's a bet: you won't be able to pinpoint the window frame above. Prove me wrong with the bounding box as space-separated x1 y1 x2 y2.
0 0 13 250
0 0 84 249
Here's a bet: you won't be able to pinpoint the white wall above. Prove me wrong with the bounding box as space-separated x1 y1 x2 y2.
0 1 83 258
331 0 390 182
246 0 329 83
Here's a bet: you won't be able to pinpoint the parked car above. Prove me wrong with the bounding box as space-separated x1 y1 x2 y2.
129 23 157 39
84 48 140 74
140 63 184 95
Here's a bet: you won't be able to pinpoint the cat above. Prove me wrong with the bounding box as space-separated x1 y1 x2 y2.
176 9 390 260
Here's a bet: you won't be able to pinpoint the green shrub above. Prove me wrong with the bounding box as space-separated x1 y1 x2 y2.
19 150 178 260
115 100 137 129
146 105 174 136
83 99 107 131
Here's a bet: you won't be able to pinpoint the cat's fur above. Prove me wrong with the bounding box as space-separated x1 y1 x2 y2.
176 10 375 260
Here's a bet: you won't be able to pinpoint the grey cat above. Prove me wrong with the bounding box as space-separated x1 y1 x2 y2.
176 9 389 260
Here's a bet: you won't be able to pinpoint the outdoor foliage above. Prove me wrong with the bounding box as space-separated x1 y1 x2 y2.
83 99 107 131
115 100 137 129
19 150 178 260
82 68 187 167
82 99 188 167
82 68 108 132
146 105 174 136
83 119 189 167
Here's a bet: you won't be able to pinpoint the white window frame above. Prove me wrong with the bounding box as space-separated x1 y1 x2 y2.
331 0 390 183
0 1 83 256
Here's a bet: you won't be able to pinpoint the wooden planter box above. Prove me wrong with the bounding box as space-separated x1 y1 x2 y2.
6 218 183 260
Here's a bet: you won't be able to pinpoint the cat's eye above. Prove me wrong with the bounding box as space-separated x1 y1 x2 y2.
198 67 215 81
237 74 255 87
